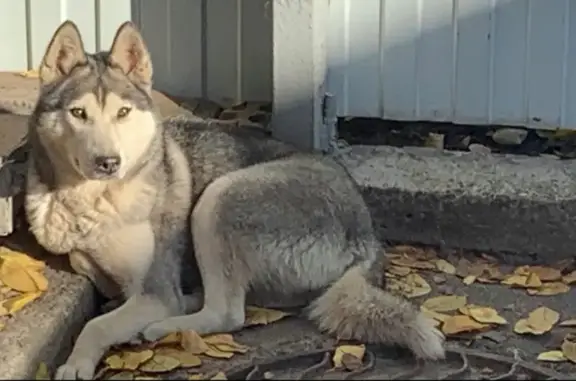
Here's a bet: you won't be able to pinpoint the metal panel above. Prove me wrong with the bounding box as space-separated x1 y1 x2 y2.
135 0 273 101
327 0 576 130
0 0 272 102
0 0 132 71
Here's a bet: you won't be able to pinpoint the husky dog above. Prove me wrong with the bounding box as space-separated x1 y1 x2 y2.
24 20 445 379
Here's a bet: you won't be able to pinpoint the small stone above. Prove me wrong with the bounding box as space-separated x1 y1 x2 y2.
490 128 528 146
468 144 492 155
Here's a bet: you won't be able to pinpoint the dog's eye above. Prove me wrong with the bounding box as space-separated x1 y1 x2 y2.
69 107 87 120
117 107 132 119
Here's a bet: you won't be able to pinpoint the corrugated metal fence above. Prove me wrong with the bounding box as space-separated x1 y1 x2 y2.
328 0 576 130
0 0 272 103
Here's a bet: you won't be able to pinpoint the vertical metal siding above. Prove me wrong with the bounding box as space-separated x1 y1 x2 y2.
327 0 576 130
0 0 132 71
0 0 272 103
134 0 273 102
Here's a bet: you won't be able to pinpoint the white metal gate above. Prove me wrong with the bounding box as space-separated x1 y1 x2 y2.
327 0 576 130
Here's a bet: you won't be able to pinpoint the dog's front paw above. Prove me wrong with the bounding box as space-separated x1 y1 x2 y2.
55 359 96 380
140 321 174 343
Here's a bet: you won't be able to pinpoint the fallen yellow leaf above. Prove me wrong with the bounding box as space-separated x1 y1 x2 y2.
387 266 412 277
435 259 456 275
514 307 559 335
332 344 365 369
0 247 46 270
560 319 576 327
537 350 566 362
203 334 249 353
462 275 476 285
18 70 39 78
157 332 181 346
515 265 562 282
181 330 209 354
420 306 451 323
108 371 135 380
0 259 40 292
466 306 507 325
441 315 490 335
562 339 576 363
390 256 435 270
421 295 467 312
139 354 181 373
245 306 290 327
188 375 204 380
210 372 228 380
153 347 201 368
3 292 42 315
562 271 576 285
104 349 154 371
35 362 50 380
402 273 432 298
501 274 541 288
203 347 234 359
527 282 570 296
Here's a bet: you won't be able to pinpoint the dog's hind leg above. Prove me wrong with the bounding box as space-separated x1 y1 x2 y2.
141 177 247 342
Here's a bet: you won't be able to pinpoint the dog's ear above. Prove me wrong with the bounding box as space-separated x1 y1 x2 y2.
39 20 87 86
108 22 153 88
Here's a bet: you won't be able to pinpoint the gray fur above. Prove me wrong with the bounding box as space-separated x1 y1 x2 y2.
25 21 445 380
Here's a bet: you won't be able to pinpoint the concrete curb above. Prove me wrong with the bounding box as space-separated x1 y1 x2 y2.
0 252 95 379
341 145 576 263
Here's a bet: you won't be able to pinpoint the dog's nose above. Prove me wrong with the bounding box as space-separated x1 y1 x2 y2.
94 155 121 175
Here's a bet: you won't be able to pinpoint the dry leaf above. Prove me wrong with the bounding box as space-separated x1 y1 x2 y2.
139 354 181 373
462 275 476 285
135 377 158 380
3 292 42 314
441 315 490 335
18 70 39 78
210 372 228 380
153 347 201 368
35 362 50 380
537 350 566 362
387 266 412 277
188 375 204 380
332 344 365 369
515 265 562 282
421 295 467 312
0 322 5 330
157 332 181 346
501 274 541 288
562 271 576 285
203 334 249 353
420 306 451 323
514 307 559 335
181 330 209 354
0 259 41 292
390 256 435 270
0 247 46 270
527 282 570 296
560 319 576 327
341 353 363 371
203 348 234 359
245 306 290 327
562 339 576 363
402 273 432 298
435 259 456 275
466 306 507 325
123 350 155 371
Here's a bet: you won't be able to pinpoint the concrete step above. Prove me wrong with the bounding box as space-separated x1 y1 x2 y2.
340 145 576 264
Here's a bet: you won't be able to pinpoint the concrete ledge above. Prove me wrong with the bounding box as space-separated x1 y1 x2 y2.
341 145 576 263
0 232 96 379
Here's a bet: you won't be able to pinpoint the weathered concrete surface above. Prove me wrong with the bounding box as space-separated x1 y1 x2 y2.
341 145 576 263
0 230 96 379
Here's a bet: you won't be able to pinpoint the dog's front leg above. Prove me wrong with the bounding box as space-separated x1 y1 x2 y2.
55 294 173 380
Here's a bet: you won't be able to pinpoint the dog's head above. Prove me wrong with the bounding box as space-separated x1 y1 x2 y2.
32 20 158 181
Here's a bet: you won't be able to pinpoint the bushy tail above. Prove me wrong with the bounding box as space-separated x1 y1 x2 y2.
307 264 446 360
